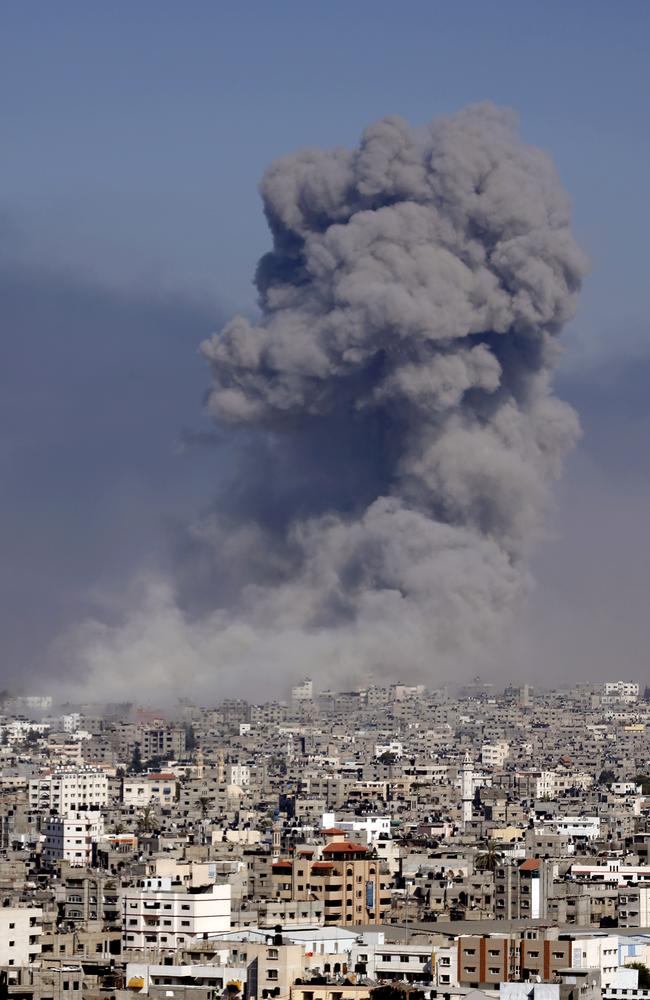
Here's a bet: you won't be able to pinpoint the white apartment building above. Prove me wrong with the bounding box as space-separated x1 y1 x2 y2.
3 721 49 744
321 812 391 846
42 811 104 867
29 768 108 813
374 742 403 759
571 933 620 987
227 764 250 787
350 941 433 981
122 773 178 808
481 741 510 767
533 770 593 798
125 962 248 995
554 817 601 840
61 713 82 733
502 986 559 1000
122 878 231 952
0 907 42 967
604 968 647 1000
571 861 650 886
603 681 640 704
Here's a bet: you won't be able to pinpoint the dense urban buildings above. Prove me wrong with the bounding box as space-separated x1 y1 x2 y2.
0 679 649 998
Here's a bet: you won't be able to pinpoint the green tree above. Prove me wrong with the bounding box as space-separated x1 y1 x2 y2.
475 841 503 871
130 743 143 774
137 803 160 835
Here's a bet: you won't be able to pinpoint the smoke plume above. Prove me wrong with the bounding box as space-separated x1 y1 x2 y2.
65 103 588 700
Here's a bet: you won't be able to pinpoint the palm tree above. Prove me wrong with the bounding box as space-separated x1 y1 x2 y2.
137 803 160 835
475 840 503 871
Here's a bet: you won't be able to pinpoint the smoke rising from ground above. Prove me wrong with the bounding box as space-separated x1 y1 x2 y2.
63 103 588 701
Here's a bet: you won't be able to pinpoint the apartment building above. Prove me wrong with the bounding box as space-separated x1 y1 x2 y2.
618 885 650 927
63 872 121 927
603 682 640 705
42 811 104 867
122 772 178 807
482 741 510 767
271 841 391 926
247 939 305 1000
28 768 108 813
456 930 573 988
495 859 557 920
570 933 620 987
0 907 42 967
115 724 186 764
122 878 231 952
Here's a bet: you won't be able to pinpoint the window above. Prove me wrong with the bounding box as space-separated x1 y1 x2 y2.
267 970 279 981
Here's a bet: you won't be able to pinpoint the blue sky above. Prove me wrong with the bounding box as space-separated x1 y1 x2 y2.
4 1 650 339
2 1 650 689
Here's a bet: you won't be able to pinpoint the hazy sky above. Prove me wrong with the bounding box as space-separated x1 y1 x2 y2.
2 1 650 695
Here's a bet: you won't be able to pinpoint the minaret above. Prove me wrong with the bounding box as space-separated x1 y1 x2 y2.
195 746 204 779
272 815 282 860
217 749 225 785
461 751 474 828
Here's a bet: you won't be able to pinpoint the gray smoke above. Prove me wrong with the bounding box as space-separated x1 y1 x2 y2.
63 103 588 700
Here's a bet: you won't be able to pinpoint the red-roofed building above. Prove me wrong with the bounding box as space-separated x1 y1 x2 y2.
269 845 390 926
518 858 540 872
495 858 553 920
322 841 368 860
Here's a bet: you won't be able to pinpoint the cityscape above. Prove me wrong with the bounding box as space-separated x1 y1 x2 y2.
3 3 650 1000
0 680 648 998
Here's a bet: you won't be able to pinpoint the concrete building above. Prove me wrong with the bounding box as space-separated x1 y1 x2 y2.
495 859 556 920
122 772 178 807
0 906 42 967
482 741 510 767
618 886 650 927
29 768 109 813
122 878 231 952
291 678 314 702
603 682 640 704
271 842 391 926
42 811 104 867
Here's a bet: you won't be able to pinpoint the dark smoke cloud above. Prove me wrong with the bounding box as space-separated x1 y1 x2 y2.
62 103 588 701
